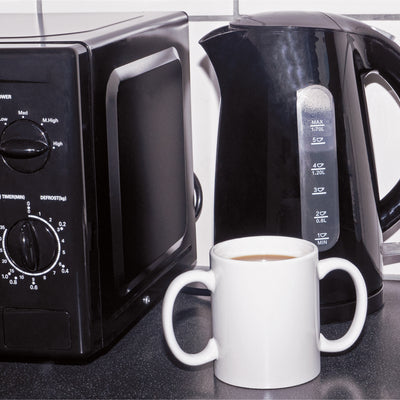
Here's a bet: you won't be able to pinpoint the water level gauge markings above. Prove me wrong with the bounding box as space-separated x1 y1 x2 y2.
314 210 328 223
311 162 326 175
311 137 326 145
310 120 326 132
297 85 340 251
312 187 327 195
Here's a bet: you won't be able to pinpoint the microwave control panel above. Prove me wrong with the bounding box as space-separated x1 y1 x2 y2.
0 118 65 281
0 46 87 353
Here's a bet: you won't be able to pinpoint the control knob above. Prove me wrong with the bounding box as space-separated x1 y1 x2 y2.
0 120 50 173
4 216 60 275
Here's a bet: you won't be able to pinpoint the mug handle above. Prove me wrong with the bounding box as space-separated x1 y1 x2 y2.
318 258 368 353
162 269 219 366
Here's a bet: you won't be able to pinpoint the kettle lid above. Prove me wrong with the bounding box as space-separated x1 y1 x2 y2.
231 11 340 29
231 11 376 36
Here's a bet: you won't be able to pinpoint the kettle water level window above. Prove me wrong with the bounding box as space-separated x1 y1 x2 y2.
296 85 340 251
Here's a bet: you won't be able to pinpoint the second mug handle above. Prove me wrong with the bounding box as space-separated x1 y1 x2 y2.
318 258 368 353
162 269 219 366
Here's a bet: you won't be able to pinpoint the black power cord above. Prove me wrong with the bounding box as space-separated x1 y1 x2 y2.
182 284 211 297
193 173 203 221
180 175 211 296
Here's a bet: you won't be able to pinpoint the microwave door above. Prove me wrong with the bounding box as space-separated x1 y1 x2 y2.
105 48 187 298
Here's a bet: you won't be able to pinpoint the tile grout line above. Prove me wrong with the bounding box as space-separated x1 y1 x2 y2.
189 15 234 21
233 0 239 17
347 14 400 20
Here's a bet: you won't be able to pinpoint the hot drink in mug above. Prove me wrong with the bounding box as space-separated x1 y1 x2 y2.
162 236 368 389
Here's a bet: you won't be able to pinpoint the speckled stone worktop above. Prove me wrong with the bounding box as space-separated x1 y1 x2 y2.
0 280 399 399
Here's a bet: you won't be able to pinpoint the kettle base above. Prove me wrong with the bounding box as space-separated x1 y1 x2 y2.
320 286 383 324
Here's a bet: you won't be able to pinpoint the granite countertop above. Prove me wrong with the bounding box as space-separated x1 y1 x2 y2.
0 280 399 399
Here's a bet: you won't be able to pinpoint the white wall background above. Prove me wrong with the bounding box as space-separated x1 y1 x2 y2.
2 0 400 278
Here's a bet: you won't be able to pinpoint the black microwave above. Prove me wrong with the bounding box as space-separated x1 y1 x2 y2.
0 12 196 359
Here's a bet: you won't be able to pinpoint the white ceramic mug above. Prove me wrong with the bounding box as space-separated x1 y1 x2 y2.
162 236 368 389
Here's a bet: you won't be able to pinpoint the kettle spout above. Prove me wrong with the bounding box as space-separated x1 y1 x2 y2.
199 25 232 48
199 25 247 87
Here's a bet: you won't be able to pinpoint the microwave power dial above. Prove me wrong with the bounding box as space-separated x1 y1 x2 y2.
0 119 50 173
3 216 60 275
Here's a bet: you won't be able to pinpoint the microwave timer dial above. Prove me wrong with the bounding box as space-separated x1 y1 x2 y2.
0 119 51 173
2 215 61 276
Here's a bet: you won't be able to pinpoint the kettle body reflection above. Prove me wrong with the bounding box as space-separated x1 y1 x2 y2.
200 11 400 323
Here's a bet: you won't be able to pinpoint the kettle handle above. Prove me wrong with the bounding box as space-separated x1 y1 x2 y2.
360 34 400 234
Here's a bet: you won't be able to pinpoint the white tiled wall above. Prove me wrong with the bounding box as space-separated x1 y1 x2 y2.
41 0 233 15
239 0 400 14
0 1 37 12
3 0 400 277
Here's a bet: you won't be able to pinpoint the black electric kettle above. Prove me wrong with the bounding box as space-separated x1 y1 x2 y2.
200 11 400 323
